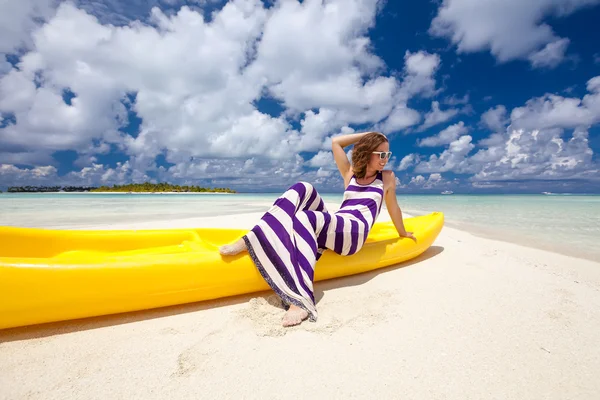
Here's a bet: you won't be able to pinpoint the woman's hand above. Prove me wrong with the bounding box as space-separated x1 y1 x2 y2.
399 231 416 242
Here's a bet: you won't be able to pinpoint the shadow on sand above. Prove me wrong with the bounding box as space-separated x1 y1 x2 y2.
0 246 444 343
313 245 444 304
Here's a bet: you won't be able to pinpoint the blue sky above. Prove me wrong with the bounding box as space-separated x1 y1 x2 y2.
1 0 599 193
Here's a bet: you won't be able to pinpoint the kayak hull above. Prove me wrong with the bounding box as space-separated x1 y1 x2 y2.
0 212 444 329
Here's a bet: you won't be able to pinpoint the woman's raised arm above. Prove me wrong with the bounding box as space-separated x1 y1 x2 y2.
331 131 374 181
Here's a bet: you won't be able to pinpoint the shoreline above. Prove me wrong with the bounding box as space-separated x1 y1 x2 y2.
393 210 600 263
445 219 600 263
19 201 597 263
0 198 597 262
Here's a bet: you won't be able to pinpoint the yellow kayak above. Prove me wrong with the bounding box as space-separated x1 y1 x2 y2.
0 212 444 329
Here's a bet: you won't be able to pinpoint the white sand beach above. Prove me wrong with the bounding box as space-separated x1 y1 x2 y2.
1 204 600 400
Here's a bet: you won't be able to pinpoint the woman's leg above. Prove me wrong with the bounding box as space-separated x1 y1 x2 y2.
219 237 247 255
219 181 326 257
278 206 327 327
222 182 328 325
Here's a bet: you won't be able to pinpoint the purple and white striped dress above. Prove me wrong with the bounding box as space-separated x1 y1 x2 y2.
242 171 384 321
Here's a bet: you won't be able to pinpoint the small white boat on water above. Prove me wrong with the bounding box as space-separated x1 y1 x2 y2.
441 190 453 195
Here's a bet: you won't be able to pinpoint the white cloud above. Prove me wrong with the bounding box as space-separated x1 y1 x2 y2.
0 55 12 75
411 75 600 183
428 173 443 183
409 175 425 185
404 50 439 76
429 0 600 68
415 135 474 173
418 121 468 147
74 0 209 26
67 162 143 186
0 0 444 189
397 50 441 101
0 0 57 54
480 105 509 132
471 181 503 189
443 93 469 106
588 76 600 92
0 160 151 188
0 151 346 191
528 38 571 69
416 101 459 131
307 151 333 168
380 105 421 133
298 109 347 152
316 167 332 177
0 150 55 166
207 110 293 158
161 154 347 191
9 1 597 192
0 164 57 182
249 0 392 121
408 173 447 189
470 128 597 181
412 125 597 183
397 154 417 171
378 50 443 133
477 132 505 148
510 76 600 131
73 141 111 168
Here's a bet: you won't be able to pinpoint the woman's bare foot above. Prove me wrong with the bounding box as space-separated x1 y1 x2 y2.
282 304 309 327
219 238 247 256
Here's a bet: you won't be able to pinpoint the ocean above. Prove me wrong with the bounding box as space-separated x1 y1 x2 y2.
1 192 599 261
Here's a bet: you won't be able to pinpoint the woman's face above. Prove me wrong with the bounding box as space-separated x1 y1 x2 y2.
368 141 391 171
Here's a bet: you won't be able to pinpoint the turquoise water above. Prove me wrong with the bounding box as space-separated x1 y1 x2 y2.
1 193 599 261
395 194 600 261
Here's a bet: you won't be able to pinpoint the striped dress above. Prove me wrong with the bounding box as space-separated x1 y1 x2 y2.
242 171 384 321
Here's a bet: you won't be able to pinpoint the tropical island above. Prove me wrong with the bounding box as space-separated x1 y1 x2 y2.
7 186 95 193
91 183 236 193
6 183 236 193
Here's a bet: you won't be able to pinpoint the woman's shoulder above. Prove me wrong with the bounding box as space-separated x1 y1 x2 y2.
381 170 395 181
381 170 396 191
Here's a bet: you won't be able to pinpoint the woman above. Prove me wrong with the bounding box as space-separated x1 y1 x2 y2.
219 131 415 327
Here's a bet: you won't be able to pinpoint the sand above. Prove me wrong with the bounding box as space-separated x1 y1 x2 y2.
1 204 600 400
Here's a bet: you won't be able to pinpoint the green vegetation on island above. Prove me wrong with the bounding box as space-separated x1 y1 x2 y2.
90 182 236 193
6 183 236 193
8 186 95 193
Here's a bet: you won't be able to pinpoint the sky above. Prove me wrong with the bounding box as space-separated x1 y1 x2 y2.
1 0 600 194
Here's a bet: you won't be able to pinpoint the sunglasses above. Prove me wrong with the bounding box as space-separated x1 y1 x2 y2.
372 151 392 160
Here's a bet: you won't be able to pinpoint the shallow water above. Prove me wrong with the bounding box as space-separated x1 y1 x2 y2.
395 194 600 262
1 192 599 261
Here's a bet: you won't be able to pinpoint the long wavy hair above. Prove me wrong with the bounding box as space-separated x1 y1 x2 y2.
351 131 388 179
